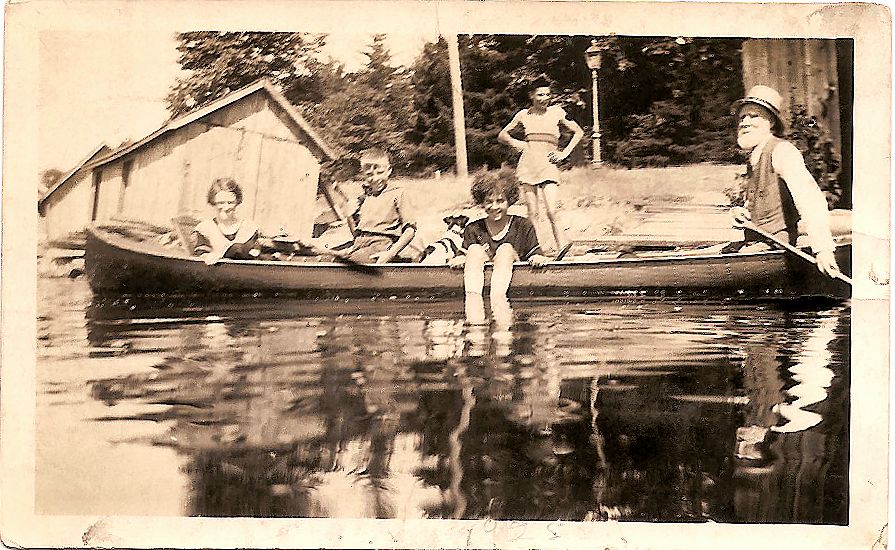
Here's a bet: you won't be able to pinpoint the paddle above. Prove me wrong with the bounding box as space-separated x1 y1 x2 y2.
271 237 380 275
736 219 853 285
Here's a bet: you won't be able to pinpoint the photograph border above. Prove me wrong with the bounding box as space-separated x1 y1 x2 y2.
2 1 890 548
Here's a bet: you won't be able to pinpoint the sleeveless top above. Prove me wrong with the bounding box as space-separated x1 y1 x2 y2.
744 137 801 244
509 106 568 185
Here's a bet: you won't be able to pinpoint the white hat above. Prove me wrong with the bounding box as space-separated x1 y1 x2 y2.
731 85 785 133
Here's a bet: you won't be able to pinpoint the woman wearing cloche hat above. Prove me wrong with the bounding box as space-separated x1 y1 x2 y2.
728 85 841 278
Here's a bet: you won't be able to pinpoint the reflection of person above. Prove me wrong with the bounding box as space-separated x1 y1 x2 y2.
499 78 584 256
346 148 417 264
192 178 260 264
450 171 550 311
729 85 840 277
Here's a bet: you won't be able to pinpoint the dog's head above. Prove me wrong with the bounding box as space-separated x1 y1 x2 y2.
442 214 470 232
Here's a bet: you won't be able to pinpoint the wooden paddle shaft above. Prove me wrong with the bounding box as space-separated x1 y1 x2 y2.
740 221 853 285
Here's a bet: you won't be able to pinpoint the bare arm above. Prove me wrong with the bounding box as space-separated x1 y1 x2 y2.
557 116 585 160
376 226 416 263
498 112 527 151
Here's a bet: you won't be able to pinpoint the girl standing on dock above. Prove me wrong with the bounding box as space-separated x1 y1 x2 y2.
498 78 584 258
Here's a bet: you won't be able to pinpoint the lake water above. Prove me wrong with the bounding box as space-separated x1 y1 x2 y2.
37 276 850 523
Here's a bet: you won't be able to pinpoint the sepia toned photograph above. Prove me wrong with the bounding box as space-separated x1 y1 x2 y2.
2 1 890 548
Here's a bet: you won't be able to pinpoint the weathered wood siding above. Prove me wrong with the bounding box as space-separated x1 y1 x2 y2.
41 171 94 241
93 164 124 223
742 39 842 159
93 91 321 240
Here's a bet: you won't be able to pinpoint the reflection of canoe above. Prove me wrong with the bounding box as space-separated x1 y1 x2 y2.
85 226 851 298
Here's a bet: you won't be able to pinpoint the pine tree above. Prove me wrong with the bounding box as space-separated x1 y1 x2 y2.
406 38 455 173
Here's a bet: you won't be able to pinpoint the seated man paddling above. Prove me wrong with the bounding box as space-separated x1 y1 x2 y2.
727 85 841 278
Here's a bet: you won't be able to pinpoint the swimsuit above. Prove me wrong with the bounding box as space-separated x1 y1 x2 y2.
462 215 542 260
192 218 259 259
507 105 568 186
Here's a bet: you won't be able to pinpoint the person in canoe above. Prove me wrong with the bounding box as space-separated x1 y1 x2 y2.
450 170 551 313
728 85 841 277
344 148 417 263
498 77 584 260
192 178 261 265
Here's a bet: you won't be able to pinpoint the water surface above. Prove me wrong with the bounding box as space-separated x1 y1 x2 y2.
37 277 850 523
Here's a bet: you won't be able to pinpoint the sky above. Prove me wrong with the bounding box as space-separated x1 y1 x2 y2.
38 30 436 173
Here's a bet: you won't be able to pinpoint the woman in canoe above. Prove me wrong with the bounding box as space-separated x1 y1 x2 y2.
498 77 584 259
192 178 260 264
450 170 551 322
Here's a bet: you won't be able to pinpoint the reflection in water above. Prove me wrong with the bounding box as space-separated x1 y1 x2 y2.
732 309 849 524
37 278 849 523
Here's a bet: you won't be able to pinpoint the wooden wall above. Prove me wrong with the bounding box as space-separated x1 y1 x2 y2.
741 39 843 162
40 171 94 241
93 90 322 240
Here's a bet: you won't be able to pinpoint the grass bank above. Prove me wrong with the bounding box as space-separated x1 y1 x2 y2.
377 163 742 253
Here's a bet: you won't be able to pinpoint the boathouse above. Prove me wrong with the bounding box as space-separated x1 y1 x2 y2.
38 144 111 243
76 79 335 240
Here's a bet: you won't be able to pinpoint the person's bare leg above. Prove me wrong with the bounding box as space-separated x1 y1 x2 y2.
540 183 567 252
521 184 544 245
464 244 487 324
489 243 516 302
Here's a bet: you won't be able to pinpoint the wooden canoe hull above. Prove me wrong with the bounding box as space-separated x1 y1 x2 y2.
85 227 851 299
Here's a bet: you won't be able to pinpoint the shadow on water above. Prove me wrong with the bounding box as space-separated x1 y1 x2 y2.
39 278 850 522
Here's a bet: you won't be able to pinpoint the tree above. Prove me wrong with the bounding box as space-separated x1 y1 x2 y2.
168 32 420 173
299 34 418 172
39 168 65 199
408 34 745 170
166 32 331 118
406 38 456 173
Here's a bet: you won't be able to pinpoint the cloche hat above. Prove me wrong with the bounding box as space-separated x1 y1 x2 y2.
731 85 785 134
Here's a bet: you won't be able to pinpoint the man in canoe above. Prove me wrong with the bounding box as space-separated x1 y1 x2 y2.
729 85 841 277
192 178 261 265
344 148 417 263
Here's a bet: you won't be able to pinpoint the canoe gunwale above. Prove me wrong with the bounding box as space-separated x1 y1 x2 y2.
88 227 787 269
85 227 849 298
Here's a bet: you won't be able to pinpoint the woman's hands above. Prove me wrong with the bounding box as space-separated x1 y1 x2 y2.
547 150 569 164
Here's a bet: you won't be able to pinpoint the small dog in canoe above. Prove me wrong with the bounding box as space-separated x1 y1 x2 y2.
420 214 469 264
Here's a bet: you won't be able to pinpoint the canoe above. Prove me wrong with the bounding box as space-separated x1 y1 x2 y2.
84 226 851 299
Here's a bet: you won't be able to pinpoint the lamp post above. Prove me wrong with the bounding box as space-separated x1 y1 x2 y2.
585 40 603 166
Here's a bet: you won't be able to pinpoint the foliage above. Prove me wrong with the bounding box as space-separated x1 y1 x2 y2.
406 38 456 173
787 103 843 208
595 37 744 167
405 35 744 171
167 32 331 118
166 32 747 175
40 168 65 198
300 35 417 172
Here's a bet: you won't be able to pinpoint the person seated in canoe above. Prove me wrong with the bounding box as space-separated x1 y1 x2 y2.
727 85 841 278
191 178 261 265
449 170 551 305
343 148 417 263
